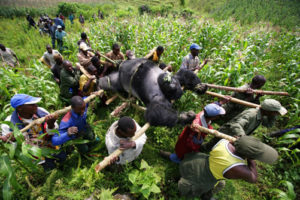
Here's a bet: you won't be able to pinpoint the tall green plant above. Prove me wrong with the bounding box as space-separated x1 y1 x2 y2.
271 181 296 200
128 160 161 199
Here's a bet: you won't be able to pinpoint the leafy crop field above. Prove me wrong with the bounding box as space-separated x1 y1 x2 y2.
0 3 299 200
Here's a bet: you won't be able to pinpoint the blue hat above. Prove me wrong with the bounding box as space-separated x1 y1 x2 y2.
10 94 41 109
190 43 201 50
204 103 226 117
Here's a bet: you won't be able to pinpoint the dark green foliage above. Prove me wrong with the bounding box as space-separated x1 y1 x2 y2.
57 2 78 16
0 6 57 18
180 0 186 7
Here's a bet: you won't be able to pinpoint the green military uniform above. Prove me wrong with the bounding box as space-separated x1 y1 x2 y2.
203 108 263 151
221 84 259 123
59 68 80 104
219 108 263 137
178 152 217 199
203 99 286 151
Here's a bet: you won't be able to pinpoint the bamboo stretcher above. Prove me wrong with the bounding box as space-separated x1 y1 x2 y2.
205 83 289 96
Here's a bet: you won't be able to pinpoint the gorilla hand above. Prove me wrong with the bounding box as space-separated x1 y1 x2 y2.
194 83 207 95
178 111 196 125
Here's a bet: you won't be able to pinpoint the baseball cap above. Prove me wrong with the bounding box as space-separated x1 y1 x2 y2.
234 135 278 164
57 25 62 29
79 42 90 51
10 94 41 109
204 103 226 117
261 99 287 116
190 43 201 50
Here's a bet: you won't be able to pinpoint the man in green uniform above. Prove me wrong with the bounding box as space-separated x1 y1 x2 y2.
178 136 278 199
59 61 81 105
202 99 287 151
220 75 266 123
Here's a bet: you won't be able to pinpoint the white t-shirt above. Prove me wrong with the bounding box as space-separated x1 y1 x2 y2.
105 120 147 164
42 50 60 67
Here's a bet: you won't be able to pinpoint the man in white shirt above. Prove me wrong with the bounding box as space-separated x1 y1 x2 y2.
180 43 207 71
105 116 147 164
42 44 61 67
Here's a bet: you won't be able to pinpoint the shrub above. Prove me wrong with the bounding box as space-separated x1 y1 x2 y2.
57 2 78 16
138 5 151 15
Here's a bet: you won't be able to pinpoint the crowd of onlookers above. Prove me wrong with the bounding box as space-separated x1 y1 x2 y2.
25 10 104 51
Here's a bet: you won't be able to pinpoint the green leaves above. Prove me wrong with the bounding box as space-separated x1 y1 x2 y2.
0 155 22 200
270 181 296 200
128 160 161 199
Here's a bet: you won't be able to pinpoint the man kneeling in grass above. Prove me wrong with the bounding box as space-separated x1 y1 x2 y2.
52 96 98 154
178 135 278 199
105 116 147 164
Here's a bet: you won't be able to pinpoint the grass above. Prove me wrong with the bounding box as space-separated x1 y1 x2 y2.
0 4 299 200
1 0 300 30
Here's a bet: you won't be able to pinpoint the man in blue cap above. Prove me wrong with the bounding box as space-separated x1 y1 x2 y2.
0 94 65 170
160 102 226 163
180 43 208 71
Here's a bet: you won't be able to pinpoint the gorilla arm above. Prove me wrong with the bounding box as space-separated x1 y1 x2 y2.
145 97 196 127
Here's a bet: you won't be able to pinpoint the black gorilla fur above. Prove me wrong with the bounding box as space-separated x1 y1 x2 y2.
98 58 207 127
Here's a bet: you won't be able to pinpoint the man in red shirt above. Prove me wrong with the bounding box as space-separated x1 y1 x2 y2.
160 103 226 163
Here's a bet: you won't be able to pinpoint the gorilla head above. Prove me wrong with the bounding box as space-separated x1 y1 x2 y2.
158 73 183 101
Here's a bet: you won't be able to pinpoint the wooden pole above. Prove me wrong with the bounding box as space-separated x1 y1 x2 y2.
144 48 156 59
105 95 118 105
76 63 92 78
191 123 237 143
186 65 261 108
205 91 260 108
98 52 116 65
20 90 104 133
111 102 129 117
90 49 116 65
194 59 208 74
205 83 289 96
110 95 146 116
95 123 150 172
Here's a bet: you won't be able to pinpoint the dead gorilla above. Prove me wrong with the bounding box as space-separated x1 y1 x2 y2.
98 58 207 127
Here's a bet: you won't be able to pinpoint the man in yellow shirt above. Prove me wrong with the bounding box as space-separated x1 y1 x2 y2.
178 135 278 199
146 46 164 63
79 65 97 96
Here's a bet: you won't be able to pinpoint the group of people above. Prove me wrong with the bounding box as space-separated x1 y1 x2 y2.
26 11 105 51
26 13 67 51
0 24 291 199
